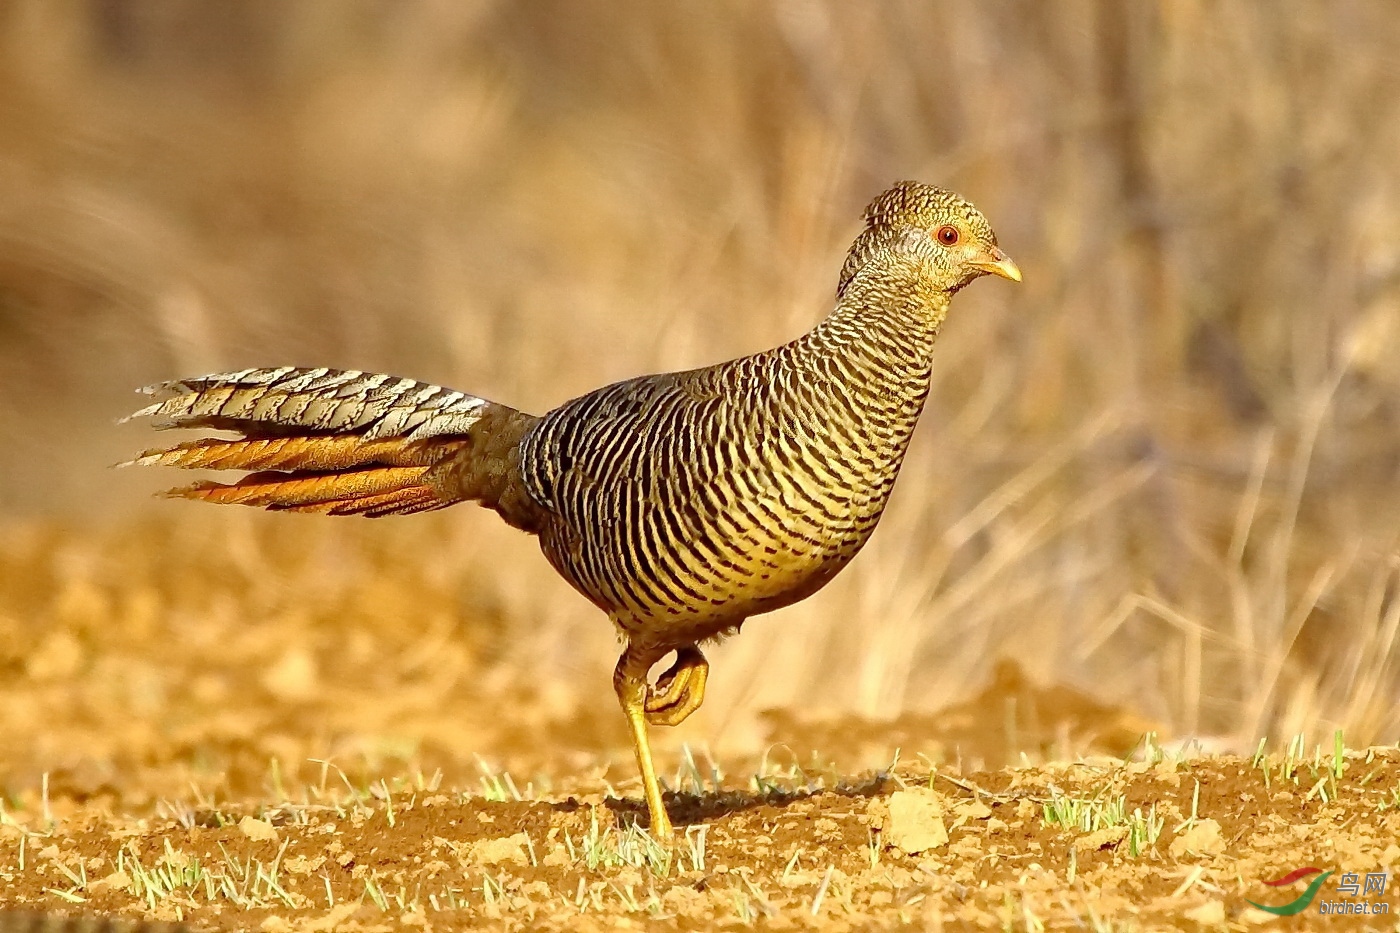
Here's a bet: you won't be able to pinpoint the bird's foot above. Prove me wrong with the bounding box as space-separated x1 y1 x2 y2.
644 647 709 727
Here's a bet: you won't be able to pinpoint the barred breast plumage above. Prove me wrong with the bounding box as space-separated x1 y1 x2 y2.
124 181 1021 838
521 265 946 647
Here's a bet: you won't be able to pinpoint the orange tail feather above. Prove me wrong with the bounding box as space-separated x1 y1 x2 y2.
126 434 456 472
169 466 441 514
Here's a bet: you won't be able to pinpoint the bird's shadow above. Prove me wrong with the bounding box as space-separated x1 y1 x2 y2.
597 772 895 832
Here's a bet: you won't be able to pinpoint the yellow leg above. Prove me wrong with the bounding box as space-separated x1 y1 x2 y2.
645 646 709 727
614 648 673 839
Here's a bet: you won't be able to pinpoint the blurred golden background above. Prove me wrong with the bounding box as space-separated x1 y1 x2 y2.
2 1 1398 796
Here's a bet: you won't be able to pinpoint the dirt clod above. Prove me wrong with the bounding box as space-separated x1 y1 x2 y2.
1073 825 1127 851
1168 817 1225 857
470 833 531 865
238 815 280 842
872 787 949 854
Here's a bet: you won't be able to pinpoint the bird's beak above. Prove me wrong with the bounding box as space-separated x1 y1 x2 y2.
969 245 1022 282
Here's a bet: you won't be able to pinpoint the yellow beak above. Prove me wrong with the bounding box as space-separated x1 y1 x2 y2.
970 245 1022 282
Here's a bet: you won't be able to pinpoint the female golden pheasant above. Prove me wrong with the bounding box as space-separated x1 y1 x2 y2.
125 181 1020 838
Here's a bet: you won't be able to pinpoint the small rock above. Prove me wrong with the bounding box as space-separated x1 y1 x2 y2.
239 815 279 842
1168 819 1224 857
93 870 132 892
872 788 948 854
1153 759 1181 787
1074 825 1128 852
285 854 326 875
471 832 530 865
952 800 993 824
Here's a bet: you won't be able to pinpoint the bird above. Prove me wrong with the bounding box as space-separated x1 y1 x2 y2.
122 181 1019 839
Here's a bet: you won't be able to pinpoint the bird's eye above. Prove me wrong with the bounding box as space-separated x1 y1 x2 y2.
935 225 960 246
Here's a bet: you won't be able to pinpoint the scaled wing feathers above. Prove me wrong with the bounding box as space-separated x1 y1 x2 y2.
124 366 489 441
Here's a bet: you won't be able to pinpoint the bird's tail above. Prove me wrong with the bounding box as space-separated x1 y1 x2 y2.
121 367 533 518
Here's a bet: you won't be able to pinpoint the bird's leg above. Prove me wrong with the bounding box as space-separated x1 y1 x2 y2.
613 646 673 839
644 646 709 727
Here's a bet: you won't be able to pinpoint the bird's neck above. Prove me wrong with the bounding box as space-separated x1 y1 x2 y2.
785 260 949 406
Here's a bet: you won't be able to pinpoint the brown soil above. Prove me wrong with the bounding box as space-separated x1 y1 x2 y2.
2 751 1399 931
3 520 1398 930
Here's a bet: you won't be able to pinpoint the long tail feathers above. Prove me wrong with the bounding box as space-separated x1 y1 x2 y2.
171 466 446 516
123 434 452 472
122 367 500 518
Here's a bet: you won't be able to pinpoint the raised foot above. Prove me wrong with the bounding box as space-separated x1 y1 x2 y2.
644 647 709 727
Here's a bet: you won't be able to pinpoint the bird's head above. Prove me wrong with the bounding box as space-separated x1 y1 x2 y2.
837 181 1020 297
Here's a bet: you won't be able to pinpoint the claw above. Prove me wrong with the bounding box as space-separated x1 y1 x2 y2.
644 647 709 727
645 659 693 712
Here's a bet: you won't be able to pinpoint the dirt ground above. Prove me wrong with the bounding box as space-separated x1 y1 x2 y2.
3 519 1399 931
2 746 1399 931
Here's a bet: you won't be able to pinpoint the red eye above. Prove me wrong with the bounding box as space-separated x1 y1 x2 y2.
936 225 960 246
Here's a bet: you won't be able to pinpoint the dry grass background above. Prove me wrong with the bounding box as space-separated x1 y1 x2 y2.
1 0 1399 782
